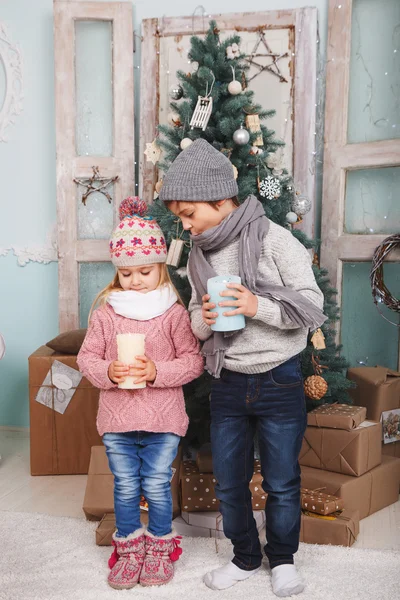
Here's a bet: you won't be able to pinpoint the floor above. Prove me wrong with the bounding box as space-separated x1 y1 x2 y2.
1 429 400 550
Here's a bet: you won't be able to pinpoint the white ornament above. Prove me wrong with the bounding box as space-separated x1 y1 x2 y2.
144 139 161 165
292 194 312 216
180 137 193 150
232 164 238 179
190 96 213 131
266 152 283 172
228 80 242 95
259 175 281 199
167 112 180 126
191 61 199 72
233 125 250 145
226 43 240 59
286 211 298 224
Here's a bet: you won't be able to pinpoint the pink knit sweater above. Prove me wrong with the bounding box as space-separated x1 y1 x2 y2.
77 303 204 437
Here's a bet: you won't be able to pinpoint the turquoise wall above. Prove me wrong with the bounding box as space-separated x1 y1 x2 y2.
0 0 329 427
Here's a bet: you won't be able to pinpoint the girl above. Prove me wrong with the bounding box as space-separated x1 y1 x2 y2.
77 197 204 590
160 139 326 598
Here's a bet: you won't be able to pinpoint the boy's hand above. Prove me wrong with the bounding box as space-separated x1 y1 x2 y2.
108 360 129 384
130 355 157 384
201 294 218 326
219 283 258 318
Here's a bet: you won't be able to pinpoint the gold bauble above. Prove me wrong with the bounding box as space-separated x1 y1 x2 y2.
304 375 328 400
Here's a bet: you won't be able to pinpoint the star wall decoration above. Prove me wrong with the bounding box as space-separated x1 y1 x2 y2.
74 166 119 205
245 31 289 84
144 139 161 165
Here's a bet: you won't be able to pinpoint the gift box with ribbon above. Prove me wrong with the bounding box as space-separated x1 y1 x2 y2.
307 403 367 431
301 487 344 515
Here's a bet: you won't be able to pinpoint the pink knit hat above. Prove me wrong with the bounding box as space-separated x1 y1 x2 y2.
109 197 167 267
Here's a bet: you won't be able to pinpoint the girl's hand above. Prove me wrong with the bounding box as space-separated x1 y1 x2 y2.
108 360 129 384
201 294 218 326
219 283 258 318
130 355 157 384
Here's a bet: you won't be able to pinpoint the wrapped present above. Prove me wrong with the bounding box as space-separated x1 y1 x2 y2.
300 509 359 547
29 345 102 475
301 455 400 519
299 421 382 476
347 366 400 422
307 403 367 431
181 459 266 512
177 510 266 539
84 445 182 520
196 443 213 473
300 487 344 515
96 512 148 546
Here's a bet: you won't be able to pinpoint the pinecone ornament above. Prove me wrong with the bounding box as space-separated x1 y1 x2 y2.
304 354 328 401
304 375 328 400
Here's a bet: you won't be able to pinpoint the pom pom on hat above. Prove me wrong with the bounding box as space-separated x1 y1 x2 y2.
119 197 148 221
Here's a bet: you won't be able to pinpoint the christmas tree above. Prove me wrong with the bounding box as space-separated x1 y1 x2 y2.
149 22 353 447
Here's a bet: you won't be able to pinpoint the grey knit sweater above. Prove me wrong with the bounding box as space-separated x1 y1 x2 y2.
187 220 324 374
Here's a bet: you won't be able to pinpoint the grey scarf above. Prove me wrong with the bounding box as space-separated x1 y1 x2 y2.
188 195 326 377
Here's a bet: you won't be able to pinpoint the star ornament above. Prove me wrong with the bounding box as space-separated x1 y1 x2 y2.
144 139 161 165
74 166 119 205
245 31 289 84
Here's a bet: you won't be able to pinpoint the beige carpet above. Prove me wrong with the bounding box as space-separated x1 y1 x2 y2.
1 511 399 600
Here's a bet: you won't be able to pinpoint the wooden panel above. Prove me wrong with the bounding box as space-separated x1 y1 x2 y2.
54 1 135 332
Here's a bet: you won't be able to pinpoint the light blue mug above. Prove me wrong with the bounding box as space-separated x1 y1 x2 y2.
207 275 246 332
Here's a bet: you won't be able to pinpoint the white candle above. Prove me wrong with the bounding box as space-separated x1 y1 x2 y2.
116 333 146 389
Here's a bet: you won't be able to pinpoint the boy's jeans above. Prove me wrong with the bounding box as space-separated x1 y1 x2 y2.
210 355 307 570
103 430 180 537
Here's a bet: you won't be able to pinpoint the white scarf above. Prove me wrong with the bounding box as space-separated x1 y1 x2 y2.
107 285 178 320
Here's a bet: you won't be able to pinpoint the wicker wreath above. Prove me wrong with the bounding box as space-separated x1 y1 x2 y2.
370 234 400 326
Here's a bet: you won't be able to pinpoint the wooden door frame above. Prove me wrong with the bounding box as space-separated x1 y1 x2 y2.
139 8 318 238
54 0 135 331
320 0 400 333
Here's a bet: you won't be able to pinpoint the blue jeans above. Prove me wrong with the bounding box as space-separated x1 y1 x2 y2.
210 355 307 571
102 431 180 538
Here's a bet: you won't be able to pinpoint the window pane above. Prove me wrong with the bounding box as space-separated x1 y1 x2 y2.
79 262 115 327
348 0 400 143
344 167 400 234
341 262 400 370
75 20 113 156
77 182 114 239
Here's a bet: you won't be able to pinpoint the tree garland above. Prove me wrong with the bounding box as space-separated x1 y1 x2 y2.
370 233 400 326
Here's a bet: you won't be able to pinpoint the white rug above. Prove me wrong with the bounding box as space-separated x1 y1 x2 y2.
1 511 399 600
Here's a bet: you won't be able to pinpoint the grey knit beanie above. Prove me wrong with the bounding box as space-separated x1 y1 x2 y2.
159 138 238 202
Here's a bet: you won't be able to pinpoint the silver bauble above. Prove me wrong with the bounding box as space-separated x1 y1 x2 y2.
169 84 183 100
180 137 193 150
292 194 312 216
233 126 250 145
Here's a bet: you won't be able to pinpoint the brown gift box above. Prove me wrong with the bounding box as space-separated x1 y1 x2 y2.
301 455 400 519
301 488 344 515
300 509 359 546
347 366 400 422
29 345 102 475
299 421 382 476
83 445 182 521
181 459 267 512
96 512 149 546
307 404 367 431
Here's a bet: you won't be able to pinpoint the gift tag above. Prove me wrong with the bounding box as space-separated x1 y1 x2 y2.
166 239 185 268
311 328 326 350
52 373 73 390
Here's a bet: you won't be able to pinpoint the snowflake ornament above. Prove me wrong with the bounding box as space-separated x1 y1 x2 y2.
258 175 281 199
144 139 161 165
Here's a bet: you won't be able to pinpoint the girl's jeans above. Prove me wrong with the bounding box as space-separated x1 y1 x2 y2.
102 431 180 537
210 355 307 571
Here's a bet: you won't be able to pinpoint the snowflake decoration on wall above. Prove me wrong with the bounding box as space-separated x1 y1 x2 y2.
258 175 281 199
